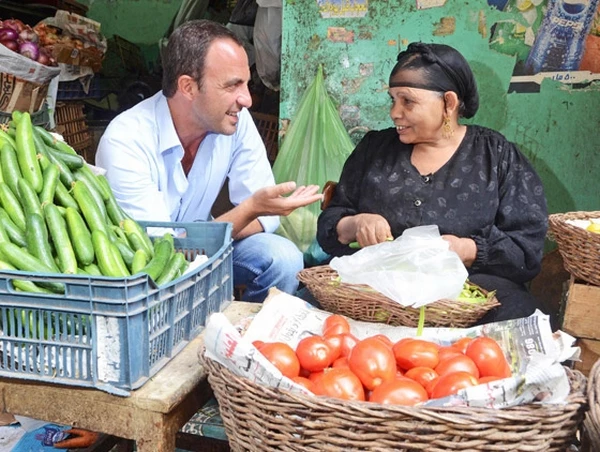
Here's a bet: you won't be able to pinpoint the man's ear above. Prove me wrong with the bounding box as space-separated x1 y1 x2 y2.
443 91 460 116
177 75 197 100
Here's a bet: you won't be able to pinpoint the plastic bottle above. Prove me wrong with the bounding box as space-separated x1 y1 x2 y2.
524 0 600 74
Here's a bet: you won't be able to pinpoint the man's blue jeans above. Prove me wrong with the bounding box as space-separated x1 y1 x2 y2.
232 232 303 302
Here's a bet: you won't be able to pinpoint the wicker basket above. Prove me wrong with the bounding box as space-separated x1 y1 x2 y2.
54 101 94 163
203 356 587 452
583 359 600 451
297 266 499 328
548 211 600 286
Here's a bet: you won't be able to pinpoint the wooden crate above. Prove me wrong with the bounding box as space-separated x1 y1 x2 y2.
54 101 94 164
562 277 600 340
574 338 600 377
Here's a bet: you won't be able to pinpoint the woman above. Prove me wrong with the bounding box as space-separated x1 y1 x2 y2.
317 42 548 323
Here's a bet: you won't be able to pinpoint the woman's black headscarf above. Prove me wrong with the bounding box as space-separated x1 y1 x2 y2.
389 42 479 118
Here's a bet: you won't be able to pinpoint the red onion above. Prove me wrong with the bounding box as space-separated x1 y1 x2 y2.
37 47 50 65
19 40 39 61
19 27 39 43
1 38 19 52
0 27 19 42
2 19 25 33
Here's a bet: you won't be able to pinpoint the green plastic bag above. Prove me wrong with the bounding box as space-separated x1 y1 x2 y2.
272 65 354 258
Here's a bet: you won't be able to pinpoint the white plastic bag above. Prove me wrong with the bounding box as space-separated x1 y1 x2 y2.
329 225 468 308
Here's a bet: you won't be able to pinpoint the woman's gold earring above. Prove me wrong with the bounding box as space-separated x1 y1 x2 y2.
442 116 454 139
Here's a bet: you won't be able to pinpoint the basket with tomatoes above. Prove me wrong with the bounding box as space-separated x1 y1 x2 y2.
297 265 499 328
202 304 587 452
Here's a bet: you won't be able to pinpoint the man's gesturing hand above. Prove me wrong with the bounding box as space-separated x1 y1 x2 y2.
250 182 323 217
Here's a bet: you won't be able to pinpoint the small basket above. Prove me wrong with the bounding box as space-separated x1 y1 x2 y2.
583 359 600 451
203 356 587 451
54 101 94 163
297 265 499 328
548 211 600 286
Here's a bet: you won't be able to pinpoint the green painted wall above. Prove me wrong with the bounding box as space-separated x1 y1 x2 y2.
280 0 600 218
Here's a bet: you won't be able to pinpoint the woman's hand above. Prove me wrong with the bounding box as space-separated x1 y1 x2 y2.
337 213 392 248
441 234 477 267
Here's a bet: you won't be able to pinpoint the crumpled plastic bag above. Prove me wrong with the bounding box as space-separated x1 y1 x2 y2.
329 225 468 308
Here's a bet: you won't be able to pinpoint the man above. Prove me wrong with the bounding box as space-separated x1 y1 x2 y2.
96 20 322 301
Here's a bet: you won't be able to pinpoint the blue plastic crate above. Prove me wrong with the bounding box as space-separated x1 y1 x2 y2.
0 221 233 396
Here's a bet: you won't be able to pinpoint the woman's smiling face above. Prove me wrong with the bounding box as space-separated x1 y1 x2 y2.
388 85 445 145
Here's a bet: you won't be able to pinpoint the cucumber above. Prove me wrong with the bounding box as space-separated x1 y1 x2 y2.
65 207 95 266
45 144 75 187
0 129 17 150
44 203 78 274
39 163 60 206
0 260 53 294
0 215 10 244
0 207 26 247
113 238 135 268
72 181 108 235
73 172 108 223
105 195 128 226
47 146 84 170
34 126 78 156
156 252 187 286
91 230 130 277
75 165 110 201
1 142 22 195
122 218 154 258
139 238 173 282
0 182 26 231
54 179 80 211
83 263 103 276
26 213 60 273
18 177 44 219
0 242 64 293
131 249 148 274
14 112 43 193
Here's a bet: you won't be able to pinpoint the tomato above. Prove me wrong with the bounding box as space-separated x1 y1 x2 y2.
370 334 394 349
369 377 429 406
313 368 366 401
434 354 480 379
252 340 265 350
348 337 397 390
425 376 439 398
338 333 360 357
437 346 463 362
393 339 439 370
332 356 349 368
291 376 316 393
478 375 505 384
404 366 439 389
465 337 512 378
323 335 343 362
430 371 479 399
295 335 335 372
452 337 474 354
258 342 300 379
308 370 325 382
323 314 351 336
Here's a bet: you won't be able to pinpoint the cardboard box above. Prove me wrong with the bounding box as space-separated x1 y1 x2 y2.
562 277 600 340
0 73 49 115
50 44 103 73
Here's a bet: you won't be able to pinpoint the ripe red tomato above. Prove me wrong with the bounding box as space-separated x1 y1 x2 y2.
258 342 300 379
404 366 439 389
437 346 464 362
291 376 316 393
393 339 439 370
313 368 366 401
338 332 360 357
465 337 512 378
479 375 504 384
252 340 265 350
430 371 479 399
369 377 429 406
452 337 474 354
332 356 349 368
348 337 397 390
323 335 343 362
295 336 334 372
370 334 394 349
323 314 351 336
308 370 325 382
435 354 480 379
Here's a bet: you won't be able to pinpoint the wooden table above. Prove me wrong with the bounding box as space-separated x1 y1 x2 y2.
0 301 260 452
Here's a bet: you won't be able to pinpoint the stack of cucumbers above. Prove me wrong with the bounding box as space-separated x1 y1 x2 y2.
0 111 189 295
